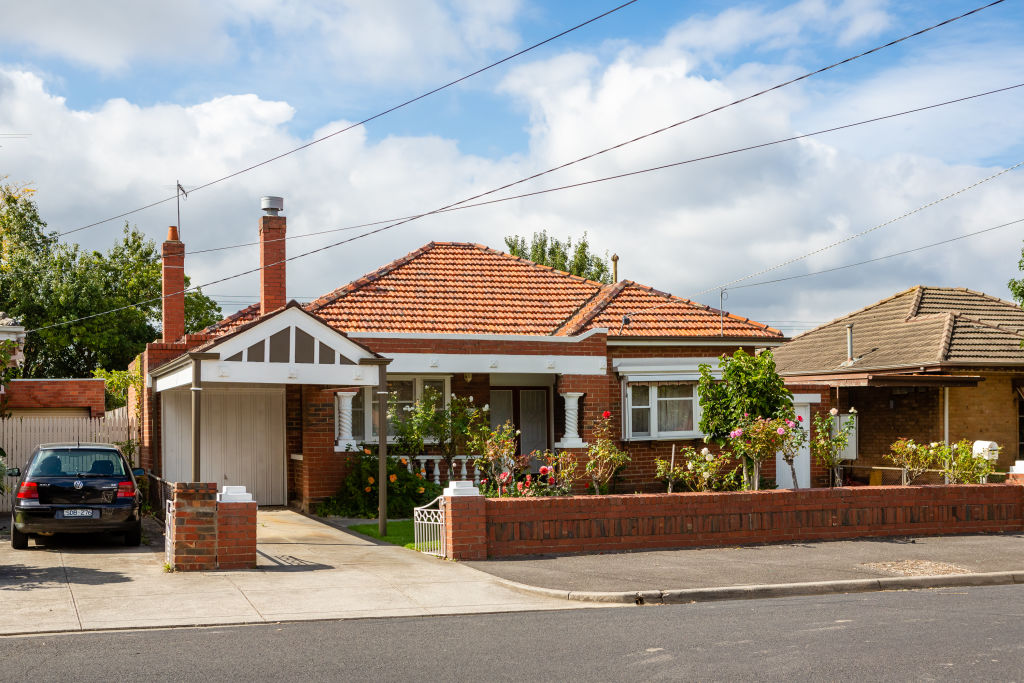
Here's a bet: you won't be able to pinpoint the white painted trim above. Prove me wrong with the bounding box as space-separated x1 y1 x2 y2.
214 306 377 363
383 353 606 375
346 327 607 342
201 362 378 387
7 377 105 382
608 339 783 347
612 357 720 373
791 393 823 404
154 366 192 392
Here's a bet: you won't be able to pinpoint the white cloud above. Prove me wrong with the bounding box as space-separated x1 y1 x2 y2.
0 0 523 84
2 0 1022 338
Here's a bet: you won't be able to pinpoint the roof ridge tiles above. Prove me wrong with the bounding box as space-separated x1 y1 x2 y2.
953 313 1024 337
906 284 925 321
556 281 629 336
937 311 955 362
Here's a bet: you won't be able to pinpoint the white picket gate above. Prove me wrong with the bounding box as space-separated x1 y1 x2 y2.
0 412 136 512
413 496 446 557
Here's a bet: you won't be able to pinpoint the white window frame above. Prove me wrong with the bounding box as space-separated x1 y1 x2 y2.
624 381 703 441
335 375 452 450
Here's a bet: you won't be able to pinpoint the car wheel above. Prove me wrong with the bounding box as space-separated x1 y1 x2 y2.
11 519 28 550
124 522 142 547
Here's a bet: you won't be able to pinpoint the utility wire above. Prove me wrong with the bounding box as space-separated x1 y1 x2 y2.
728 216 1024 290
55 0 640 238
26 2 1007 334
184 80 1024 257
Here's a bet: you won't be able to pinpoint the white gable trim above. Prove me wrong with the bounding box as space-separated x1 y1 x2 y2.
213 306 376 364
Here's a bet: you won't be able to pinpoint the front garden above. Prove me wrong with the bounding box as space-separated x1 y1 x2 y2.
319 349 1006 521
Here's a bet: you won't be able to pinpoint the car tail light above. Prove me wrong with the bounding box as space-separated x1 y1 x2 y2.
117 481 136 499
17 482 38 499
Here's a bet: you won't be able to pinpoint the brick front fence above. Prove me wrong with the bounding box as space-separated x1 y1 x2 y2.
166 483 257 571
443 484 1024 560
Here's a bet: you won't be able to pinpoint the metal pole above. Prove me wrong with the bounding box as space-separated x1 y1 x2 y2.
377 368 389 538
190 357 201 481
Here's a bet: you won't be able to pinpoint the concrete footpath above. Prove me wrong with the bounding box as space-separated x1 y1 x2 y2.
0 510 601 636
465 532 1024 604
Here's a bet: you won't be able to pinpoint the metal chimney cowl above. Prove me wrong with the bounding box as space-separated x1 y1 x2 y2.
261 196 284 215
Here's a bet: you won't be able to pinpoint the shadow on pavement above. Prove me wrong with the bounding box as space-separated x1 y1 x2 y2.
257 550 333 572
0 563 131 590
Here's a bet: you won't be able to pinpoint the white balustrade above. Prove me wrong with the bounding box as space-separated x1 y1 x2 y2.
401 454 481 485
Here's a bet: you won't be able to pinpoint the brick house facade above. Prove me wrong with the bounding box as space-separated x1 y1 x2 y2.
133 202 796 510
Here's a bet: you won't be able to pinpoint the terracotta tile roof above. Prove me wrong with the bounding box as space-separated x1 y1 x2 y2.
200 242 781 340
775 286 1024 375
559 281 783 338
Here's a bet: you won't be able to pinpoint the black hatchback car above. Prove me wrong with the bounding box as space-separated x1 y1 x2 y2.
7 443 145 549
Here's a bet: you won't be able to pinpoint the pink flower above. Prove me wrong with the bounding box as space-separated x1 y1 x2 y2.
776 427 786 435
517 482 524 492
602 410 611 419
786 420 795 428
743 413 749 418
539 466 549 475
548 476 555 485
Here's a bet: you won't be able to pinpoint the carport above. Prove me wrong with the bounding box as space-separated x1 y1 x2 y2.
150 303 384 505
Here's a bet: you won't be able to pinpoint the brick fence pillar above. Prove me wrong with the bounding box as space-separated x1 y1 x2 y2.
168 482 218 571
444 495 487 561
1008 472 1024 486
217 501 258 570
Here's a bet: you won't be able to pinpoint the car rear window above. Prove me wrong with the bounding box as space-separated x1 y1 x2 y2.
28 449 127 477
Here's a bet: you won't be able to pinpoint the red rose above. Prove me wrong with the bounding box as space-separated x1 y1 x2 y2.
602 410 611 419
797 415 803 422
548 476 555 485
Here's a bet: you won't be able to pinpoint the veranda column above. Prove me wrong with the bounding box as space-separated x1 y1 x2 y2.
554 391 586 448
335 390 357 451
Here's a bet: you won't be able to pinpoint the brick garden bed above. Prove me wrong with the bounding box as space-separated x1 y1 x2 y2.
443 483 1024 560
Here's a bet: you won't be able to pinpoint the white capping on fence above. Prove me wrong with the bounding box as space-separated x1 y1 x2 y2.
443 480 480 497
217 485 254 503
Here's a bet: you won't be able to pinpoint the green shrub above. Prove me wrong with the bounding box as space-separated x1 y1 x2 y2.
316 451 442 518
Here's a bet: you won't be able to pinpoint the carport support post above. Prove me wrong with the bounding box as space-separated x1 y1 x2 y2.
188 352 220 481
359 357 392 537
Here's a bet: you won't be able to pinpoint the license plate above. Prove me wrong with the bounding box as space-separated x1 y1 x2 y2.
61 509 95 518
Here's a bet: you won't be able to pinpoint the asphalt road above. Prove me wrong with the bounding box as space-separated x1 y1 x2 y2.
3 585 1023 681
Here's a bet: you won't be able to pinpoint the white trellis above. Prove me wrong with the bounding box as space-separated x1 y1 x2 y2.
413 496 446 557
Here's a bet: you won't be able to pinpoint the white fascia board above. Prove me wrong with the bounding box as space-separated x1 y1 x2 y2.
384 353 606 376
608 339 782 347
154 366 192 392
201 361 379 386
791 393 823 404
346 327 607 343
214 306 376 362
613 357 720 373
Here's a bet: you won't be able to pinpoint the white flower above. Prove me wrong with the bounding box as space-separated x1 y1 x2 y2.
451 393 457 399
849 407 857 414
515 430 522 435
700 447 710 456
482 404 489 411
929 442 939 448
829 408 839 416
402 405 412 412
686 462 694 471
705 453 714 462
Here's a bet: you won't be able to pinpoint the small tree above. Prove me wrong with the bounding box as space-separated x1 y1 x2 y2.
810 408 857 486
584 410 630 493
941 439 995 484
885 438 938 485
726 416 801 490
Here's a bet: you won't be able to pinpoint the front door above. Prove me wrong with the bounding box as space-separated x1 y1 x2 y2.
490 388 550 461
776 402 811 489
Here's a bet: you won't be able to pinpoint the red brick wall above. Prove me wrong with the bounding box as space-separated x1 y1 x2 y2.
444 485 1024 559
217 501 257 570
444 495 488 560
5 378 106 417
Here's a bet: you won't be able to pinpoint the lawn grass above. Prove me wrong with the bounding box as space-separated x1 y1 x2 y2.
349 520 416 549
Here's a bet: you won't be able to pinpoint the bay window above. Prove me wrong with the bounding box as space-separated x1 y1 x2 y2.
625 381 701 440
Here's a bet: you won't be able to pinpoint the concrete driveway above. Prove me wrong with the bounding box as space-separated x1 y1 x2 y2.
0 510 595 635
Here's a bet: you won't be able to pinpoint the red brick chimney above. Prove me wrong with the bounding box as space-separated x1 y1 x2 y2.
259 196 286 316
161 225 185 343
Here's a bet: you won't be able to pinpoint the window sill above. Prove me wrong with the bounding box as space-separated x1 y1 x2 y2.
625 433 705 442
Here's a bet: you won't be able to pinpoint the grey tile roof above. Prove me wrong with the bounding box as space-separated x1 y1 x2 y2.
774 286 1024 374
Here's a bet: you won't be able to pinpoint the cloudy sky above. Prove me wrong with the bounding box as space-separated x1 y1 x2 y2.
2 0 1023 336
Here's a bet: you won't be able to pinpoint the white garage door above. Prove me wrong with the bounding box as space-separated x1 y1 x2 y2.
162 386 286 505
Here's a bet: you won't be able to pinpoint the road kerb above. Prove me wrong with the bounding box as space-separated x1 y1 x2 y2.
487 571 1023 606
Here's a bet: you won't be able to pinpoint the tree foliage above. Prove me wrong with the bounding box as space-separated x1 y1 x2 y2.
504 230 613 283
697 349 793 446
0 183 221 377
1008 246 1024 305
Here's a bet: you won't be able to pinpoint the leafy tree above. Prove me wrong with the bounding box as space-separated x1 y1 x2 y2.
0 183 221 377
1008 247 1024 305
504 230 613 283
697 349 793 446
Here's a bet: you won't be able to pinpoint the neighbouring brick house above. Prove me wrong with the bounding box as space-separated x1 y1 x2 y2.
132 199 792 511
1 311 106 417
775 286 1024 479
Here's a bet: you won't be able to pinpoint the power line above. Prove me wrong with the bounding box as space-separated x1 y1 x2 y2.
729 216 1024 290
55 0 641 238
25 2 1006 334
180 80 1024 258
